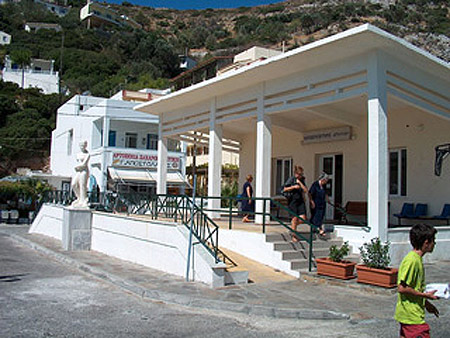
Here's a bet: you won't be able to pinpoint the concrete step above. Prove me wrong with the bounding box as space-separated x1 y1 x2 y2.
272 238 343 251
290 258 314 270
282 247 329 260
224 267 249 285
265 231 338 243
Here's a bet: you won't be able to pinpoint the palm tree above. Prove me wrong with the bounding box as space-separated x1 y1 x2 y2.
10 49 32 89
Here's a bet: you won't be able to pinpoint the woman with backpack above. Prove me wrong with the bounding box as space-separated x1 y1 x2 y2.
283 166 309 242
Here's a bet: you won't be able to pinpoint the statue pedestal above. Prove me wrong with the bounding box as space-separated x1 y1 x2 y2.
62 207 92 251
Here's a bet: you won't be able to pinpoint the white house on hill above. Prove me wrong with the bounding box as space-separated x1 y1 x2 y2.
2 56 59 94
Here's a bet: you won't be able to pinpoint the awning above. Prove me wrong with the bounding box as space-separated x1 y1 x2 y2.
107 168 189 186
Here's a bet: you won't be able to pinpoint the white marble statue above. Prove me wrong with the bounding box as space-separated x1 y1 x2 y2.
71 140 90 208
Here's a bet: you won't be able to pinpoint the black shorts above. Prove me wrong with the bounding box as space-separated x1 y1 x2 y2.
288 199 306 217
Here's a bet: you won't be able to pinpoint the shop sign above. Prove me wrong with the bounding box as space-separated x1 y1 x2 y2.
303 126 351 144
112 152 180 169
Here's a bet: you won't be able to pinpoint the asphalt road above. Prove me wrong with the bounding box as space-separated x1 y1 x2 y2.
1 232 449 337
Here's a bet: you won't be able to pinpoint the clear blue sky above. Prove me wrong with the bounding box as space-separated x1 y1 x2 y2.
106 1 284 10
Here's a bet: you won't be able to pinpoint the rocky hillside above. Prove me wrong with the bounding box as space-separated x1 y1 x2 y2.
114 0 449 62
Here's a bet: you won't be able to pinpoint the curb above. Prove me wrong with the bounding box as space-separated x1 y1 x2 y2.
2 230 350 320
301 272 397 296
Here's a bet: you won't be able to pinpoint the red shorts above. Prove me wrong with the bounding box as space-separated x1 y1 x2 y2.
399 323 430 338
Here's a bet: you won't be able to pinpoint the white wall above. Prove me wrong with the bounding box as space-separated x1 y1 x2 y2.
29 204 64 240
2 70 59 94
30 205 226 287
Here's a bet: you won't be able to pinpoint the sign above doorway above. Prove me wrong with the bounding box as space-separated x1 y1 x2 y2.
302 126 352 144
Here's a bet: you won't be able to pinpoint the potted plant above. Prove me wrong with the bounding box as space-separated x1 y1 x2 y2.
356 237 398 288
316 241 356 279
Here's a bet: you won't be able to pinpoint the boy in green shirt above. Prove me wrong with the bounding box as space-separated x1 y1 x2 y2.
394 224 439 338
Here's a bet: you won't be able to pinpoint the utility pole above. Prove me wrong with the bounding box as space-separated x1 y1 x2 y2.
59 32 64 103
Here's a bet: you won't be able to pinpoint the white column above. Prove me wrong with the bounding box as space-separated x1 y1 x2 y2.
367 52 388 242
100 116 110 192
208 98 222 219
157 116 167 195
102 116 110 148
255 84 272 224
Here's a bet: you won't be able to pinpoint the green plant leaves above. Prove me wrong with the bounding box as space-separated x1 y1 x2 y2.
359 237 391 269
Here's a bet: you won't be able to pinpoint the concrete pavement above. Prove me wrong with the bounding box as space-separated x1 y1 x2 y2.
1 224 449 323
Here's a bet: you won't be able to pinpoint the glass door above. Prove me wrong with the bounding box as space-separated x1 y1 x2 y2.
319 154 343 220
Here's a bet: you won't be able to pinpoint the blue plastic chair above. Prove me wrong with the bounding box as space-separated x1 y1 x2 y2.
413 203 428 218
433 204 450 225
393 203 414 225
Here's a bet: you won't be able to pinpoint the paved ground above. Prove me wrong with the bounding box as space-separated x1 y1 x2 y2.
1 224 449 337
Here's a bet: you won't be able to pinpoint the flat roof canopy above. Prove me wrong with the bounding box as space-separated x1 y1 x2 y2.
108 168 187 186
136 24 449 116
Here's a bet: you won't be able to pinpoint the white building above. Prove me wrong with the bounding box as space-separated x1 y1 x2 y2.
0 31 11 45
34 0 70 17
136 25 450 266
24 22 62 33
80 1 141 30
50 90 187 194
2 56 59 94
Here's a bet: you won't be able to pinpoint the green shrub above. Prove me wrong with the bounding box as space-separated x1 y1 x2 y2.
329 241 350 262
359 237 391 269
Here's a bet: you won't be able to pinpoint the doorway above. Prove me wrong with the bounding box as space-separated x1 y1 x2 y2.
318 154 343 220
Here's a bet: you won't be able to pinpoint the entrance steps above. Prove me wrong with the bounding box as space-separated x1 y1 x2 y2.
265 231 359 273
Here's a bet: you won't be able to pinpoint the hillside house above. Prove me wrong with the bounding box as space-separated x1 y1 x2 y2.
2 56 59 94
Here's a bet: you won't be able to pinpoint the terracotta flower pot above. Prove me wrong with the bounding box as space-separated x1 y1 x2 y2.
316 257 356 280
356 265 399 288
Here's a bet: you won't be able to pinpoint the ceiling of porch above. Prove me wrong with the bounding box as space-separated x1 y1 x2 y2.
220 94 412 140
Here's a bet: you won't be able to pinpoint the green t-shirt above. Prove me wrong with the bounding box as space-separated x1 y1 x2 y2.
394 251 426 324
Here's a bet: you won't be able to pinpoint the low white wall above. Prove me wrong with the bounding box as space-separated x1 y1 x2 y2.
29 204 64 240
29 205 225 287
91 212 224 286
335 225 450 267
388 226 450 266
219 229 299 278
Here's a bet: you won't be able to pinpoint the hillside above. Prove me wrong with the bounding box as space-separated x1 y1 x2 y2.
1 0 448 96
0 0 448 175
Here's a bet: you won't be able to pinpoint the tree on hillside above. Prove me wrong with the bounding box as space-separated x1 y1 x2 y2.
10 49 32 89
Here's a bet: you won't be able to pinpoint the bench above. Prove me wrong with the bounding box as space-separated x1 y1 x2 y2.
340 201 367 225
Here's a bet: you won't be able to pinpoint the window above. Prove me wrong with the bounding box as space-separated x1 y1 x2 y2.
67 129 73 155
390 149 407 196
168 138 181 152
273 157 292 195
108 130 116 147
146 133 158 150
125 133 137 148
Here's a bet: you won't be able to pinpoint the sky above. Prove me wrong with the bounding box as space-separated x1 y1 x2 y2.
106 1 284 10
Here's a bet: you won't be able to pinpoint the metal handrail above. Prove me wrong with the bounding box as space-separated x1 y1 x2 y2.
187 195 319 271
96 192 237 267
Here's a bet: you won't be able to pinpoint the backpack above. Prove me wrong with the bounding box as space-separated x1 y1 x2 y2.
280 176 296 199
